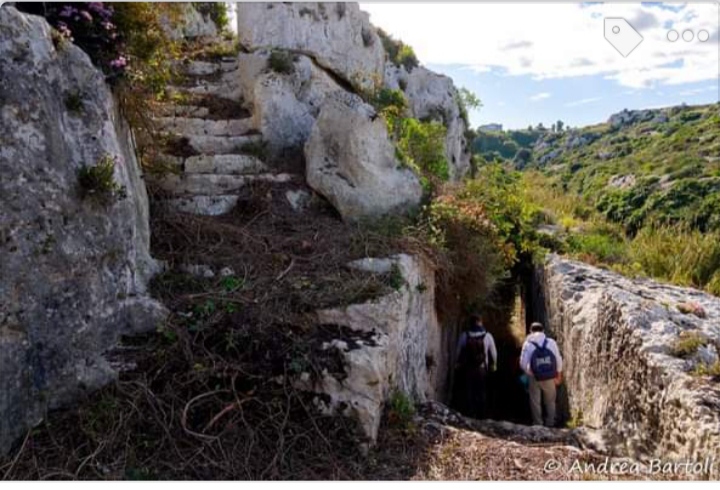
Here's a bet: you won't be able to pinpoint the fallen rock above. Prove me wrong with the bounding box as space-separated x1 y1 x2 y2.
305 93 423 221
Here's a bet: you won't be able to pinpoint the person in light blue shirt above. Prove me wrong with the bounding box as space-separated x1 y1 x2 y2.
520 322 563 427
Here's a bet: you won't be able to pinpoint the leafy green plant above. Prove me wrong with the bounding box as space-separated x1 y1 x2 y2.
64 90 84 114
267 49 295 75
221 275 243 292
377 28 419 71
457 87 482 125
387 390 416 430
77 154 126 205
388 263 405 291
192 2 229 31
393 118 450 189
692 361 720 377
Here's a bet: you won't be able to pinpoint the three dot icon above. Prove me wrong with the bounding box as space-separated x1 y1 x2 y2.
668 29 710 42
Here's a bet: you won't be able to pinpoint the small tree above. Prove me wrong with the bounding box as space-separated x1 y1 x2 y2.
556 120 565 132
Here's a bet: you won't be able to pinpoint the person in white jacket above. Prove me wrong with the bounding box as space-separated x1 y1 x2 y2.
520 322 563 427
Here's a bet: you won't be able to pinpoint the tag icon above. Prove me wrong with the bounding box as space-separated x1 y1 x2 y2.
604 18 643 57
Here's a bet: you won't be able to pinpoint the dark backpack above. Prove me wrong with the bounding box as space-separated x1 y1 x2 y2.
460 333 487 372
529 339 557 381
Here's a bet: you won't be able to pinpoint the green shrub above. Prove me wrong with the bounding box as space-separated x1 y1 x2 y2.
692 361 720 377
372 88 408 113
627 225 720 293
387 390 416 430
267 50 295 75
192 2 229 31
78 154 126 205
377 28 419 71
566 224 627 265
396 44 419 71
394 118 450 189
669 331 708 358
64 91 84 114
387 263 405 291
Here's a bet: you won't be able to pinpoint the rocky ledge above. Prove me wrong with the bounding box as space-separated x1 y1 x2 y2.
536 255 720 476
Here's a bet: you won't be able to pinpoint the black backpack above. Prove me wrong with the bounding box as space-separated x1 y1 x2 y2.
460 333 487 371
530 338 558 381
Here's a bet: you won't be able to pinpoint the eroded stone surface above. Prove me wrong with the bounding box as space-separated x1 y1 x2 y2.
237 50 345 153
304 254 443 441
236 2 384 91
537 255 720 475
304 93 423 221
385 64 472 180
0 7 166 453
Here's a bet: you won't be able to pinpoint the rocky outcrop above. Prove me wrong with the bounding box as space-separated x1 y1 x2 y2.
536 255 720 475
385 64 471 180
165 3 218 40
304 93 423 221
237 50 345 153
235 2 384 92
608 107 671 129
234 3 471 182
0 7 166 453
302 254 444 441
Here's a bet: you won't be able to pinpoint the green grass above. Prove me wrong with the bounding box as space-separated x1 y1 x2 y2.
669 331 708 359
504 105 720 297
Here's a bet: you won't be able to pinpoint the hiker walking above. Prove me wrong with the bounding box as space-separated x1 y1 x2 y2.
454 313 497 418
520 322 563 427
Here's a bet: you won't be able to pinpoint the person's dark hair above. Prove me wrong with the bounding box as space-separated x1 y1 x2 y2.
469 313 483 325
530 322 544 332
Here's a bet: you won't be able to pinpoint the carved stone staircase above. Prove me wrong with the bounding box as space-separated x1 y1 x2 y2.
148 57 300 216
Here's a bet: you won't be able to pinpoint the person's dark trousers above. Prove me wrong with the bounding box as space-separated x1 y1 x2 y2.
463 367 488 419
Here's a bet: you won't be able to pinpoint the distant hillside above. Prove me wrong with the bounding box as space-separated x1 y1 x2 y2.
468 103 720 295
527 103 720 234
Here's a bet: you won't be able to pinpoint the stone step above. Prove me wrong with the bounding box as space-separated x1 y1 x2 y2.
162 133 262 155
153 172 295 196
158 195 240 216
155 105 210 118
154 117 255 137
181 60 238 76
168 80 238 99
184 154 267 174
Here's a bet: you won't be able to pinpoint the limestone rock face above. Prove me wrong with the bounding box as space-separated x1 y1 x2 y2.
0 8 166 453
385 64 471 180
536 255 720 475
236 2 384 91
304 93 423 221
166 3 218 40
308 255 443 441
237 51 344 153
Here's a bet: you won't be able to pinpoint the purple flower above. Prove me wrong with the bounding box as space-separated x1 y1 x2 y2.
109 56 128 69
58 6 77 18
88 2 113 20
80 10 93 22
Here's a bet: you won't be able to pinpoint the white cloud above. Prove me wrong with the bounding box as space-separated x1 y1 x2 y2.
565 97 602 107
530 92 551 101
679 85 718 96
360 2 719 89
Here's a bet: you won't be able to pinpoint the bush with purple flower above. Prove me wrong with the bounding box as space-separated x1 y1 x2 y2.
18 2 128 80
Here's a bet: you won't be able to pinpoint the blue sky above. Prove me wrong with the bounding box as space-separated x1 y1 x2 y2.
361 2 719 130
